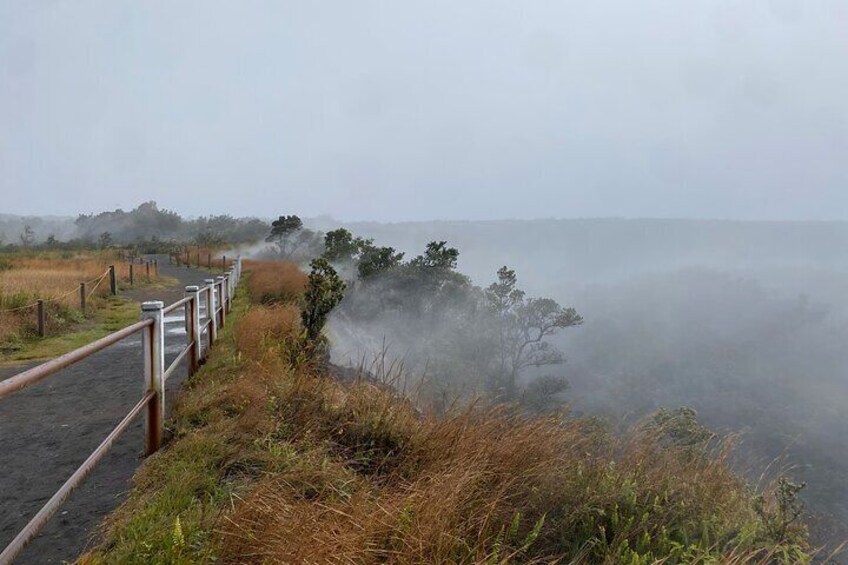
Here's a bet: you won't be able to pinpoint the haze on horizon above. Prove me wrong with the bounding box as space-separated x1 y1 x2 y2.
1 1 847 222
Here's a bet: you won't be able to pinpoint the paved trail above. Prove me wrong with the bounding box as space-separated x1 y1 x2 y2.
0 256 222 564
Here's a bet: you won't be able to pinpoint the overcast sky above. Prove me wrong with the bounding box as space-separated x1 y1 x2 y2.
1 1 847 221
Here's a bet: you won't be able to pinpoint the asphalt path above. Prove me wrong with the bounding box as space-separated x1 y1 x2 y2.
0 256 221 564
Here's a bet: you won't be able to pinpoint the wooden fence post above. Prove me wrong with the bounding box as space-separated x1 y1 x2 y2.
216 276 227 328
129 263 134 286
109 265 117 295
222 255 226 273
226 273 232 313
205 279 218 345
36 300 45 337
185 286 202 374
79 283 86 315
141 301 165 456
145 262 150 280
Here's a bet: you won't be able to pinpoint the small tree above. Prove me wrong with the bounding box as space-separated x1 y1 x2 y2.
99 231 113 249
19 225 35 248
409 241 459 271
266 215 322 261
754 476 808 543
45 234 58 248
195 230 225 248
323 228 372 263
302 257 346 343
268 215 303 240
266 215 302 258
357 245 405 279
485 266 583 397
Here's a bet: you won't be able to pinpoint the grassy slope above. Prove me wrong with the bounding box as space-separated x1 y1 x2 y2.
80 267 814 565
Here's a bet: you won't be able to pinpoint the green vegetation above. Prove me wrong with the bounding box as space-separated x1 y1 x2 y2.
265 215 323 261
301 257 346 343
322 229 585 407
1 297 140 363
81 261 815 564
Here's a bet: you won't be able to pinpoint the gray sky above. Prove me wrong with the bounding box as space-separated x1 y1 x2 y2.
1 1 847 221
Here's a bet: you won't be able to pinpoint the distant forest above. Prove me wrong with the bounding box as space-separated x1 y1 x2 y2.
0 202 269 249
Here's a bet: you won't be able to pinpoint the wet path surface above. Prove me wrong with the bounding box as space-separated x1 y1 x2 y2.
0 256 220 564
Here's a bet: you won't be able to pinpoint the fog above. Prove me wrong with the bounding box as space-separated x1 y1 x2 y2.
317 218 848 545
3 1 848 220
3 0 847 551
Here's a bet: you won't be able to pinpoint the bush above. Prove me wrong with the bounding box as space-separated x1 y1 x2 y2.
301 258 345 343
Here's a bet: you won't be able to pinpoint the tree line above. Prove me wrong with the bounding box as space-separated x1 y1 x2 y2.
1 202 269 252
274 214 583 410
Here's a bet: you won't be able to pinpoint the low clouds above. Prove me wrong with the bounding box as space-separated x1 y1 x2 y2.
1 0 846 220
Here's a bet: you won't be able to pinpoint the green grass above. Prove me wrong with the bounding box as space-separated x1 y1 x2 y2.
118 275 181 293
80 292 249 565
81 431 234 565
1 297 140 364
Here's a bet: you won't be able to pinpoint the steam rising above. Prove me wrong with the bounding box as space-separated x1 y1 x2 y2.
318 218 848 546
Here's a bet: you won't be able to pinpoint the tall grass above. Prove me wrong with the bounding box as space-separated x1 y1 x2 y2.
0 256 109 306
243 259 307 305
81 260 817 564
0 250 149 345
0 254 108 344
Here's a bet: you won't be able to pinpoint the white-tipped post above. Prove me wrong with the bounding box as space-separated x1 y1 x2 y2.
141 301 165 455
216 276 227 328
205 279 217 345
185 286 201 374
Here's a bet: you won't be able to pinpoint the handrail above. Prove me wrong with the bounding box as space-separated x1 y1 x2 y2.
164 342 192 383
0 391 154 564
163 296 192 315
0 319 154 401
0 254 242 565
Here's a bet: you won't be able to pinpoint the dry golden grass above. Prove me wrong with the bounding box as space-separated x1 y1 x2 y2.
218 301 808 563
0 256 110 306
0 253 112 343
234 304 303 373
176 247 233 269
216 375 771 564
0 251 160 344
81 278 816 565
243 259 307 305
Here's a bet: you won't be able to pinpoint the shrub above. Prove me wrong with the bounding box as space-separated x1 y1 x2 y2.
301 257 345 343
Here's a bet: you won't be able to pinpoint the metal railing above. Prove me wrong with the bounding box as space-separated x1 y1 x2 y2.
0 257 242 565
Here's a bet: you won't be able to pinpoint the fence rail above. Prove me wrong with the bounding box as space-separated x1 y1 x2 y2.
0 256 241 565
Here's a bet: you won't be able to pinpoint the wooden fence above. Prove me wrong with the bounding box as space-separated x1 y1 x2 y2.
0 257 241 565
0 259 160 338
